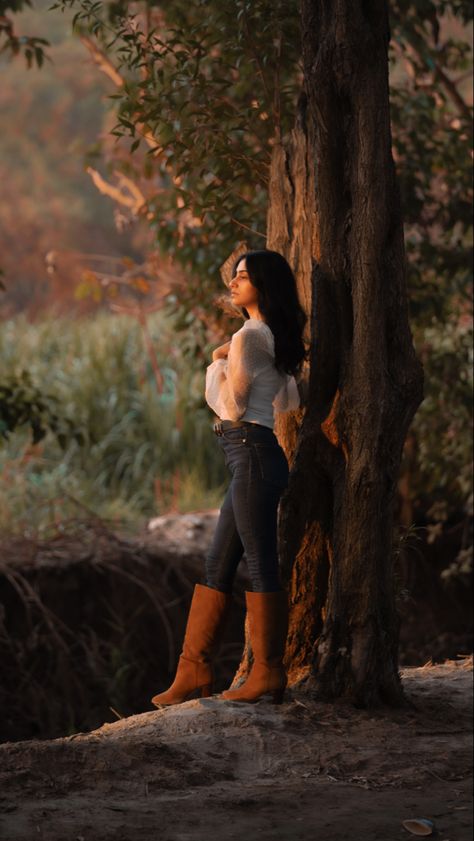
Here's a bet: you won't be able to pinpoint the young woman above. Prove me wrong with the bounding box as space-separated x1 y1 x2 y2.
151 249 307 707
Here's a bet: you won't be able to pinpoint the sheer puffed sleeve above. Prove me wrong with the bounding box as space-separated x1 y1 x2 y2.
205 326 272 420
272 373 300 413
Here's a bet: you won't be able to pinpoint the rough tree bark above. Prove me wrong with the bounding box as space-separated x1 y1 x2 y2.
253 1 424 706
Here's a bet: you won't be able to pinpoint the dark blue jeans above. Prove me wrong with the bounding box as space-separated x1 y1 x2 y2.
204 423 289 593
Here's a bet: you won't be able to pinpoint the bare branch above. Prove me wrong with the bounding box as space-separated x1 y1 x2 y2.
86 166 146 214
79 34 124 87
392 39 472 121
79 34 162 152
434 63 472 121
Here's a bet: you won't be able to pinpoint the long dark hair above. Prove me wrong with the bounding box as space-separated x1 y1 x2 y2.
232 249 308 378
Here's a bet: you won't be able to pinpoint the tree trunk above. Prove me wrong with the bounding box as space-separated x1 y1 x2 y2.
265 1 424 706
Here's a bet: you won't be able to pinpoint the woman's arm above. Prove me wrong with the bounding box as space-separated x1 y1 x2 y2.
205 328 271 420
272 373 301 413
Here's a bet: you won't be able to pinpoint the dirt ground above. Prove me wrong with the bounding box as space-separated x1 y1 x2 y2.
0 656 472 841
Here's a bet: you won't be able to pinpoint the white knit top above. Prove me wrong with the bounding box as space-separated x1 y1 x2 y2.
205 318 300 430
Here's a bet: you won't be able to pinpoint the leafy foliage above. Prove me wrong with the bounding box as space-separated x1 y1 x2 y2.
0 1 50 65
412 318 473 508
390 1 473 322
0 370 85 447
388 2 473 540
51 0 301 296
48 2 472 323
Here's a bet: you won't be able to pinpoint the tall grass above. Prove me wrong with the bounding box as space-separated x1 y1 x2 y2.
0 311 227 535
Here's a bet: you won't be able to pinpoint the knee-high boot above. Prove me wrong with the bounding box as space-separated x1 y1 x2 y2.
151 583 232 707
219 589 288 705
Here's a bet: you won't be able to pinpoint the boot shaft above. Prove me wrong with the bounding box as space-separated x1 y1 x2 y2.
182 583 233 662
244 590 289 666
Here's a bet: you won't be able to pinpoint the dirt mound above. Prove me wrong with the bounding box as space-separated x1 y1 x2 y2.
0 657 472 841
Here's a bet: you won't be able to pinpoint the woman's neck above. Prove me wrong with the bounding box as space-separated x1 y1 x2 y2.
245 304 265 321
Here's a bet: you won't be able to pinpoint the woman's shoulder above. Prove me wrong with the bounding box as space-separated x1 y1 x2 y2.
242 318 272 334
230 325 273 361
234 319 274 346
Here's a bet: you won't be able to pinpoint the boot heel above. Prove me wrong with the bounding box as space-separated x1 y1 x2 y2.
272 688 285 705
200 684 212 698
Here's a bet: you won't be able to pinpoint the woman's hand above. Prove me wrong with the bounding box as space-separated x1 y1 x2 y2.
212 341 231 362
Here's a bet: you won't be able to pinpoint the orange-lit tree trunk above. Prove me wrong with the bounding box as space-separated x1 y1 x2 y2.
266 1 424 705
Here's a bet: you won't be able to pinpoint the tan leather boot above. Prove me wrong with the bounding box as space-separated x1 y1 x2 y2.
151 583 232 707
219 590 288 704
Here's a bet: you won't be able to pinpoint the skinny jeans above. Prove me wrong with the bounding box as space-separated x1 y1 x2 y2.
204 423 289 593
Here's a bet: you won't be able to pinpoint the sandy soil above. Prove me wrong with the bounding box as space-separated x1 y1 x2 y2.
0 656 472 841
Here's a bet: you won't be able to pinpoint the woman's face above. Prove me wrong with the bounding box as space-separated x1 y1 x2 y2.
229 259 259 310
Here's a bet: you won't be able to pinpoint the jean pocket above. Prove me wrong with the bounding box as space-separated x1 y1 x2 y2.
251 443 289 489
218 435 248 471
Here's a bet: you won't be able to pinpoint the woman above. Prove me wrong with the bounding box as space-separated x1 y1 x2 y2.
151 249 307 707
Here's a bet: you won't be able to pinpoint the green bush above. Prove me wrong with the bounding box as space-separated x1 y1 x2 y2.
0 311 227 535
412 317 473 510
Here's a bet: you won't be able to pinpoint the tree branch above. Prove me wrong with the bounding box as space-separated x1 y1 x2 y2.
79 34 124 87
79 34 162 152
434 62 472 121
86 166 146 214
392 39 472 121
